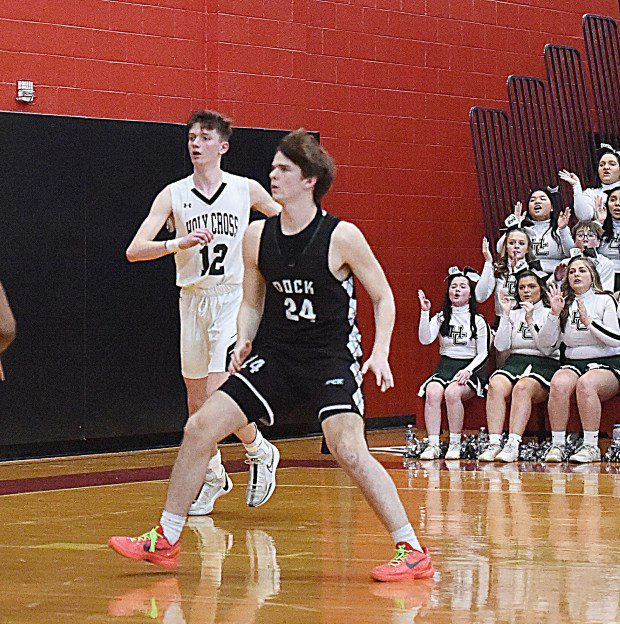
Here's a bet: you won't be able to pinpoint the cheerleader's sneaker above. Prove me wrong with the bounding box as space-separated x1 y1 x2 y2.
478 444 502 462
569 445 601 464
496 440 520 463
444 443 461 460
419 444 441 460
543 445 565 463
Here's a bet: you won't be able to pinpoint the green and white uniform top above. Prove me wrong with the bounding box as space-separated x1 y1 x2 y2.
538 289 620 359
572 180 620 221
494 300 560 359
419 306 490 372
495 220 574 273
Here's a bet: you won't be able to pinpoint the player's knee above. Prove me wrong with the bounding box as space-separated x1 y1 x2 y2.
575 376 594 399
444 384 462 405
488 377 508 397
549 372 575 397
327 435 364 469
425 385 443 406
512 380 532 400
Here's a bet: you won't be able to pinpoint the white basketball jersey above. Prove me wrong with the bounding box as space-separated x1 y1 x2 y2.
169 172 251 288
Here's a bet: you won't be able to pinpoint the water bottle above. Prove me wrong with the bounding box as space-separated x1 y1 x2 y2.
478 426 489 448
403 424 417 468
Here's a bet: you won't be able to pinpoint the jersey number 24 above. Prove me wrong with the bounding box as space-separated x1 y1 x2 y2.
284 297 316 323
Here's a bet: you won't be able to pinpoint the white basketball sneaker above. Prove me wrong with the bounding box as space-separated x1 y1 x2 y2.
188 470 233 516
246 441 280 508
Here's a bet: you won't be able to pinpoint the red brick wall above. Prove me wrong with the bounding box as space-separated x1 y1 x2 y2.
1 0 618 425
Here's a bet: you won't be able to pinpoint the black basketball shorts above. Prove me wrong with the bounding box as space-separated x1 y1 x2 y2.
219 349 364 426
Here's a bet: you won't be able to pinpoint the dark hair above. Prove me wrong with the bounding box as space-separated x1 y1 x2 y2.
276 129 335 203
186 110 233 141
494 228 538 278
514 270 550 308
592 147 620 188
439 272 478 339
526 187 563 248
601 187 620 243
559 256 604 330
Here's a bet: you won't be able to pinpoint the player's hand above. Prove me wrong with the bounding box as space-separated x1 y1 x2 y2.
576 299 591 327
0 360 4 382
179 228 214 249
499 289 512 316
417 289 431 312
482 236 493 263
558 170 580 187
558 207 571 229
547 283 565 316
554 262 567 283
513 201 523 220
362 352 394 392
453 368 472 385
595 195 607 224
228 340 252 374
521 300 535 323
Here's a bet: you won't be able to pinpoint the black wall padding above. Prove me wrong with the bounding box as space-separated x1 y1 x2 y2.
0 112 316 459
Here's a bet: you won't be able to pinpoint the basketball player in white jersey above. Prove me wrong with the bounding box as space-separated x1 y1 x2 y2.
126 110 281 514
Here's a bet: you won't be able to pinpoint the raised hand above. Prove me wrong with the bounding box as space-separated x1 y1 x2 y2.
514 201 523 220
482 236 493 263
499 289 512 316
179 228 214 249
547 283 565 316
418 289 431 312
558 207 571 229
554 262 567 283
577 299 591 328
558 170 581 187
521 300 535 323
595 195 607 224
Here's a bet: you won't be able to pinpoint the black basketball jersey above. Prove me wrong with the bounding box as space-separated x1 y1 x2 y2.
257 210 362 361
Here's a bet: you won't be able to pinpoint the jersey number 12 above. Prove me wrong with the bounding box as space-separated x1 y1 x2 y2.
200 243 228 276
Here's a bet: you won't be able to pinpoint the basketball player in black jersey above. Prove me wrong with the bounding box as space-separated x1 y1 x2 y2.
109 130 434 582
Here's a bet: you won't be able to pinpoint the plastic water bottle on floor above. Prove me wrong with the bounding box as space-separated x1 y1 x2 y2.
403 424 418 468
604 424 620 462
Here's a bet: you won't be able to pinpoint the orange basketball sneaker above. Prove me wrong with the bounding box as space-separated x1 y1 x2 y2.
370 543 434 582
108 526 180 570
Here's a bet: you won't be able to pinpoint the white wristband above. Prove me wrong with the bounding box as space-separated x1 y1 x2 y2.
165 238 182 253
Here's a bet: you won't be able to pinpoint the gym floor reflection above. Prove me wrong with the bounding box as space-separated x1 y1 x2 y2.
0 432 618 623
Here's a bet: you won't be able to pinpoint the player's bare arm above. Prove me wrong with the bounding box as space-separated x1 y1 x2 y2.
331 221 395 392
229 221 267 373
248 179 281 217
0 280 16 356
126 187 214 262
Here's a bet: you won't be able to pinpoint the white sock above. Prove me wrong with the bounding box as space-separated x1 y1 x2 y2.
508 433 522 444
160 510 186 545
552 431 566 446
207 448 225 479
489 433 502 445
583 430 599 446
428 434 440 446
391 523 423 552
449 433 461 445
243 425 265 456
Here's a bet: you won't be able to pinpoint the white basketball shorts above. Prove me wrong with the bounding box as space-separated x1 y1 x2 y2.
179 284 242 379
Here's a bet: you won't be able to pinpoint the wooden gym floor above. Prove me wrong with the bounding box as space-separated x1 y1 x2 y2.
0 429 618 624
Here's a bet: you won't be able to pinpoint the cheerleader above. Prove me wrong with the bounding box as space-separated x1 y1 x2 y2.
477 268 560 463
495 188 573 273
476 218 542 320
559 144 620 221
596 189 620 292
538 254 620 463
418 267 490 460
